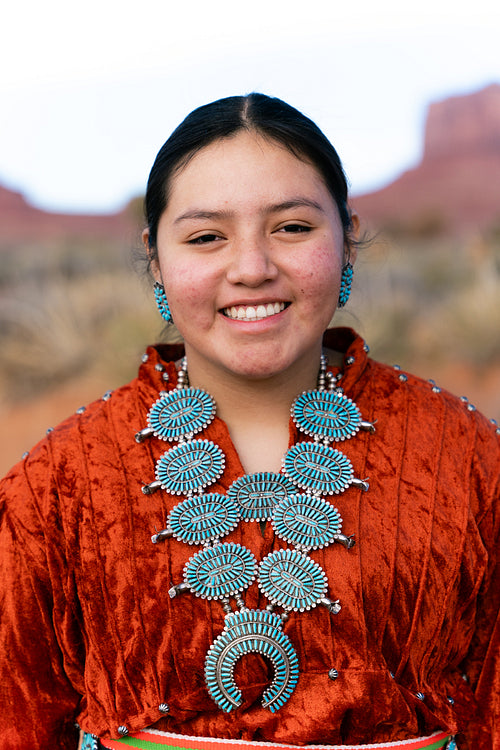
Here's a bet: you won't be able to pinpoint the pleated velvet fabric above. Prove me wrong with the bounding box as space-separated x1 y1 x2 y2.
0 329 499 750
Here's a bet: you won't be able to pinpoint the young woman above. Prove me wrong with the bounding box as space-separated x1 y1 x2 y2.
1 94 498 750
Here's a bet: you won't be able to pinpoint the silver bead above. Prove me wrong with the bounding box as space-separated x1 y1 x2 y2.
22 451 29 459
117 725 129 735
155 363 164 372
490 418 498 426
432 385 441 393
363 342 370 353
345 355 355 366
389 671 395 679
393 364 401 371
399 373 408 382
159 703 170 713
46 427 54 434
328 668 339 680
428 379 436 386
142 480 162 495
102 390 113 401
447 695 455 705
152 528 173 544
496 428 500 436
460 395 468 403
234 593 245 609
142 353 149 363
76 406 86 414
162 372 170 381
320 597 342 614
415 691 425 701
467 404 476 412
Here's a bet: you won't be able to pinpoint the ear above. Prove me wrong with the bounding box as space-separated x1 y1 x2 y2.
142 228 161 282
345 211 360 266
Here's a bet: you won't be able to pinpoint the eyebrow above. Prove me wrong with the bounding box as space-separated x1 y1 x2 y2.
173 198 325 224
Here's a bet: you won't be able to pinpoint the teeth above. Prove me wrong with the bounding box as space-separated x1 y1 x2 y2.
223 302 286 321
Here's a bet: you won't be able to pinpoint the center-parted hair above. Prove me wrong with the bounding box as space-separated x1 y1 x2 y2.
144 93 354 257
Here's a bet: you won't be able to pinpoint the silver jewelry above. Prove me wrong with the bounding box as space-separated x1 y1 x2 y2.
137 353 375 712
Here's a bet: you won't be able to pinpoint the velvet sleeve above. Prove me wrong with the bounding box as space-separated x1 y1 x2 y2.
0 444 82 750
458 427 500 749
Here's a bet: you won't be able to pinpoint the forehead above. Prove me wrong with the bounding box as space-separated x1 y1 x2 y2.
166 131 331 210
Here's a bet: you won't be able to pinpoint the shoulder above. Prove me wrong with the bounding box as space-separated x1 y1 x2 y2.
367 356 499 434
0 345 181 510
17 377 141 465
365 357 500 519
0 379 134 518
3 345 181 480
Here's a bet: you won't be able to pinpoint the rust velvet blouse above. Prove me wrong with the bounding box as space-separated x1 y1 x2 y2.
1 329 499 750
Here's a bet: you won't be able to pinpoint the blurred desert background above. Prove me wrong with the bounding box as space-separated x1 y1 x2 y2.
1 83 499 476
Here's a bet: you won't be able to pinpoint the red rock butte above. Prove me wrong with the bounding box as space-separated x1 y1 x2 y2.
352 83 500 236
0 186 138 247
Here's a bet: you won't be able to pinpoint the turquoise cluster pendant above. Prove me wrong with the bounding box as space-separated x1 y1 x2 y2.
138 355 374 712
155 440 226 496
291 389 364 441
228 472 296 521
185 543 257 600
205 609 300 713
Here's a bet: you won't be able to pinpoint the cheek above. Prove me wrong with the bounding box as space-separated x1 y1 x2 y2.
163 264 206 307
297 249 342 301
162 263 219 332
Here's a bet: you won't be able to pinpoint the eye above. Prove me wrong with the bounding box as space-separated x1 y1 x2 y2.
278 224 312 234
187 233 223 245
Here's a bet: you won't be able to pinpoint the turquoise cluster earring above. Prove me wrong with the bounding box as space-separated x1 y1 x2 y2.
338 262 353 308
154 281 173 324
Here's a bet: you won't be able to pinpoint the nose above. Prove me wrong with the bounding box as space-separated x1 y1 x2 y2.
225 235 278 287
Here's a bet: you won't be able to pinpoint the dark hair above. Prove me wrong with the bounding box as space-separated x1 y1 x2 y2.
145 93 354 258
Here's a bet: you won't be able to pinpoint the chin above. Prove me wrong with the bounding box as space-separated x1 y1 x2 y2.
223 350 305 382
227 364 281 381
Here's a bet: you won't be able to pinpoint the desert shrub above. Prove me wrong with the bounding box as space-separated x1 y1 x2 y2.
0 240 159 402
336 233 500 369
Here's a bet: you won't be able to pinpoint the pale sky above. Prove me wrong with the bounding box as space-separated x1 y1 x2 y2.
1 0 499 213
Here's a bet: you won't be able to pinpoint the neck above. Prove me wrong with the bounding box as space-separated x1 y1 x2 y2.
181 346 343 474
184 348 323 419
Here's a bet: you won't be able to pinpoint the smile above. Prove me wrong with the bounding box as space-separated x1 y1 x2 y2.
222 302 287 321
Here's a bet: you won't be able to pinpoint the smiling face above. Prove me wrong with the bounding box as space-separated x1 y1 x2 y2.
148 130 354 389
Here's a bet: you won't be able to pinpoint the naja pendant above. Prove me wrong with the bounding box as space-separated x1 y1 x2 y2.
205 609 299 713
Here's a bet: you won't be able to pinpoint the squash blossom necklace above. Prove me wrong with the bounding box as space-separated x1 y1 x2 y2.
136 354 375 713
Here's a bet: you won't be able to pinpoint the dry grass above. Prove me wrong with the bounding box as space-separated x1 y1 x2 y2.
0 242 160 404
336 233 500 372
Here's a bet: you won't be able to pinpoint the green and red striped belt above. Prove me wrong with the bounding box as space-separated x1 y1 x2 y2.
98 729 455 750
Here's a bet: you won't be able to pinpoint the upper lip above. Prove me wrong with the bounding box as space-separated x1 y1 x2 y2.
219 299 289 309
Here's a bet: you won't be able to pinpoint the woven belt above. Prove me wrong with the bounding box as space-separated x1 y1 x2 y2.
94 728 455 750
